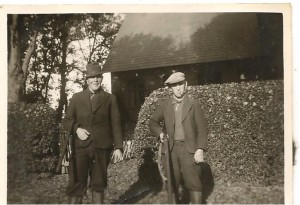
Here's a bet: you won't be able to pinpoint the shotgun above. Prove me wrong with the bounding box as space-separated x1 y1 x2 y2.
164 136 173 204
56 119 75 173
162 119 173 203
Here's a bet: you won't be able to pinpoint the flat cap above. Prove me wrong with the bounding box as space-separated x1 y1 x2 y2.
164 72 186 85
86 63 104 78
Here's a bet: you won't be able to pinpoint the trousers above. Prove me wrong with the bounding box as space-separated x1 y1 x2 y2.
66 146 111 196
163 141 203 191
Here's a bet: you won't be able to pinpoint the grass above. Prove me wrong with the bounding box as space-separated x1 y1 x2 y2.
7 158 284 204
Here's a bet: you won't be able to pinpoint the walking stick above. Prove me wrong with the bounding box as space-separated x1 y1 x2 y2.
56 120 75 173
164 136 173 204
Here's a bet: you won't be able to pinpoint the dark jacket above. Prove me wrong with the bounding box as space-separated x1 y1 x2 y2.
63 89 123 150
149 95 208 153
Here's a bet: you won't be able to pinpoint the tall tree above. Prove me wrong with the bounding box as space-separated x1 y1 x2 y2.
53 14 86 121
15 14 123 121
8 14 39 102
57 19 69 121
68 13 123 89
25 15 62 103
8 15 24 102
74 14 122 64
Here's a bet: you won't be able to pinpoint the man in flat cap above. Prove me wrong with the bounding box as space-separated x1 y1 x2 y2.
63 63 123 204
149 72 208 204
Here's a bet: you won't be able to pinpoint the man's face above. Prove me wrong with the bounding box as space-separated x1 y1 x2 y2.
87 75 103 92
170 81 187 99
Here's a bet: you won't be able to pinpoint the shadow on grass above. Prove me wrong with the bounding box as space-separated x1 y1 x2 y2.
201 162 215 203
112 148 163 204
113 148 215 204
180 162 215 204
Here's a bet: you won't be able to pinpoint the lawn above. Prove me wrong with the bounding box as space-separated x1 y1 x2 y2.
7 158 284 204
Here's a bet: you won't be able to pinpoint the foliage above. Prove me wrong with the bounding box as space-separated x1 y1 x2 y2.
8 13 123 106
70 13 123 65
20 14 123 120
7 102 59 185
132 80 284 185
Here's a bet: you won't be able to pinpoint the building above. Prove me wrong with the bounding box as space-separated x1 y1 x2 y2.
102 13 283 124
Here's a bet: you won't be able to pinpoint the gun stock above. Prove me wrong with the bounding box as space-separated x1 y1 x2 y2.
55 120 74 173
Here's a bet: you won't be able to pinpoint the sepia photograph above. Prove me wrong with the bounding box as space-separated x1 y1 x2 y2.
2 3 293 204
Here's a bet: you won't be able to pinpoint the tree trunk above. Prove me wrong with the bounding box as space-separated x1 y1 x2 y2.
8 15 38 102
56 30 69 122
21 30 37 96
8 14 23 102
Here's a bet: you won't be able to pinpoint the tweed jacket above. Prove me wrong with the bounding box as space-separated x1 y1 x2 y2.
149 94 208 153
63 89 123 150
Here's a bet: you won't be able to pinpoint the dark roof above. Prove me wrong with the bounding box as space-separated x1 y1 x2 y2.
103 13 263 73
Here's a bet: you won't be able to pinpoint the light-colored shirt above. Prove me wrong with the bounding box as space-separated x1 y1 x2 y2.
172 97 185 141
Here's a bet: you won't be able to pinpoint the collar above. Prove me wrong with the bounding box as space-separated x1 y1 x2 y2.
88 88 101 95
171 94 186 104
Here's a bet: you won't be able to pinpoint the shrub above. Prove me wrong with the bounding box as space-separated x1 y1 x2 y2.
7 102 59 183
132 80 284 185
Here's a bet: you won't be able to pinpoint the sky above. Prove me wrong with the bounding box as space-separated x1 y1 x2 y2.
118 13 219 47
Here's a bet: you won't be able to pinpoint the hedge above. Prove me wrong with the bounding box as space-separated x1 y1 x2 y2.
132 80 284 185
7 102 59 184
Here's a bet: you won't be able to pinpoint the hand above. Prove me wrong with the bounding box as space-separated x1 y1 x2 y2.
76 127 90 140
159 133 168 143
111 149 123 163
159 133 164 143
194 149 204 163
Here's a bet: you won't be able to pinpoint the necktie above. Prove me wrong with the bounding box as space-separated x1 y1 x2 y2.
90 93 98 112
175 102 180 111
174 99 182 111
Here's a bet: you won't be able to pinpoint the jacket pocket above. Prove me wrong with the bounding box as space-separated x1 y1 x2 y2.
74 137 92 148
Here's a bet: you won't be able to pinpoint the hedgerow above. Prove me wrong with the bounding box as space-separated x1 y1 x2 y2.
132 80 284 185
7 102 59 184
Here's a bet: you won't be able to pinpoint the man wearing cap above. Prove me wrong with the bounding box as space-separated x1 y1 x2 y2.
63 63 123 204
149 72 208 204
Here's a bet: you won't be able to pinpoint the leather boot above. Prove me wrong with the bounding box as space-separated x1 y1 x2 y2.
92 191 104 204
189 191 202 204
68 196 82 204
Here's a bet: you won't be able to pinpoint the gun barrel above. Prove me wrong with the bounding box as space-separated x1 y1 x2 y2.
164 137 173 204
